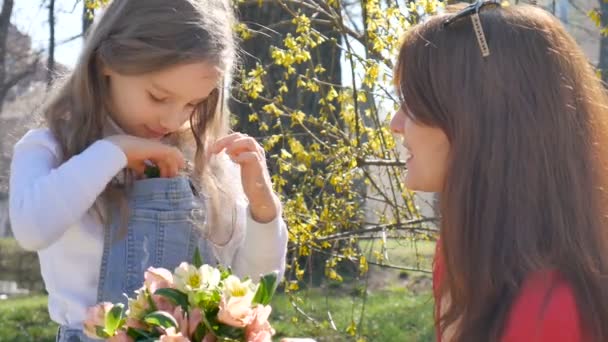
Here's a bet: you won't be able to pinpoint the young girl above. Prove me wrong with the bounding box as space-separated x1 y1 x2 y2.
9 0 287 340
391 2 608 341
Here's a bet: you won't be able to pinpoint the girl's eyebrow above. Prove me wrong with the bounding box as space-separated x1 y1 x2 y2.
151 82 208 103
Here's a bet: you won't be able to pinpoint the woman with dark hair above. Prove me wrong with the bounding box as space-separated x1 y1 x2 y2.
391 2 608 341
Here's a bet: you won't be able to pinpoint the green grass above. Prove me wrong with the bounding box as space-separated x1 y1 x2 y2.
0 238 437 341
271 287 435 341
359 239 436 271
0 296 57 342
0 288 434 342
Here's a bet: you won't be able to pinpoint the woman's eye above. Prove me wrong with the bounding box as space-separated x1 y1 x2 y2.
148 92 167 103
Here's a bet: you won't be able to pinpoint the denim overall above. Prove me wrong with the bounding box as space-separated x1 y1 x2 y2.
57 177 214 341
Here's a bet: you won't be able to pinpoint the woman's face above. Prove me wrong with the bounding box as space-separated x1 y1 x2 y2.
389 106 450 192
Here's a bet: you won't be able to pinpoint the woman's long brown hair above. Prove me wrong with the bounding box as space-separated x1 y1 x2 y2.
395 4 608 341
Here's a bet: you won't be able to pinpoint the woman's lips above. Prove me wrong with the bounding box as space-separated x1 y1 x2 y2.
402 143 413 164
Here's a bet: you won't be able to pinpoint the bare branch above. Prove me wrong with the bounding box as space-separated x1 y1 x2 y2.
315 219 438 243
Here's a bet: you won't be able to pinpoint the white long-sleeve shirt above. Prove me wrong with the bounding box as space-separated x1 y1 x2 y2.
9 128 288 328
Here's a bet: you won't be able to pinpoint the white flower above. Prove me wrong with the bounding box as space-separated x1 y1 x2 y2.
126 288 149 320
174 262 221 292
223 275 256 298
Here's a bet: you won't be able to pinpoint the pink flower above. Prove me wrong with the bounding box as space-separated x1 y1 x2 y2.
217 294 254 328
125 317 146 330
159 327 190 342
202 334 217 342
152 293 176 313
188 308 203 336
247 330 273 342
144 267 174 293
108 330 134 342
245 305 275 342
173 306 203 336
83 302 114 338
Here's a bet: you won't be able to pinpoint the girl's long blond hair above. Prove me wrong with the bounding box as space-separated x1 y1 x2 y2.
43 0 241 242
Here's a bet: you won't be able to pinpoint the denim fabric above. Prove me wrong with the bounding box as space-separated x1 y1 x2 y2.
57 177 213 341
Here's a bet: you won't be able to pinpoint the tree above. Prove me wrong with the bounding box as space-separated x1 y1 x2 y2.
47 0 55 87
599 0 608 82
0 0 41 197
233 0 436 288
0 0 14 108
82 0 96 37
0 0 38 113
232 1 438 336
233 1 350 284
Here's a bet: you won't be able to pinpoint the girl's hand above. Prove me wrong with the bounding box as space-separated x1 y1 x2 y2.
210 133 280 223
105 135 185 178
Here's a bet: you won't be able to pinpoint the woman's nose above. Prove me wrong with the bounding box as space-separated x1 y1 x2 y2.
390 109 406 135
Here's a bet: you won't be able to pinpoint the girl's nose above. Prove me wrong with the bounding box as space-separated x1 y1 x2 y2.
160 108 192 132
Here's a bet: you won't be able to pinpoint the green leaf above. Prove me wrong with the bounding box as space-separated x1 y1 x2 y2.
104 303 125 335
126 327 155 340
155 288 189 311
95 326 110 339
193 246 203 268
145 289 157 312
144 164 160 178
143 311 178 330
193 322 208 342
202 307 225 335
215 323 245 340
219 265 232 280
190 289 221 311
252 271 279 305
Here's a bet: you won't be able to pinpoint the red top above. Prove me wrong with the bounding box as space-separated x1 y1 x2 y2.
433 242 586 341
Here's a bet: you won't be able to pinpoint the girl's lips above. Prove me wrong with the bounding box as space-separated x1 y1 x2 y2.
145 126 169 139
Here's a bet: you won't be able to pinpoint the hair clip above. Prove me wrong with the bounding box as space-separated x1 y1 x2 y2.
443 0 501 57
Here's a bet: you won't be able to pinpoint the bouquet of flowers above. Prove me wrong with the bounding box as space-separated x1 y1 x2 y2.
83 249 278 342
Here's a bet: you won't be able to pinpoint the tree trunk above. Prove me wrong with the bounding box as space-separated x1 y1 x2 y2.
47 0 55 87
600 0 608 83
83 2 94 38
0 0 14 112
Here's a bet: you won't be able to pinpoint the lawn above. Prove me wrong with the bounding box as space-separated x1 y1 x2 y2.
0 238 436 341
0 296 57 342
359 238 436 272
271 287 435 341
0 288 434 342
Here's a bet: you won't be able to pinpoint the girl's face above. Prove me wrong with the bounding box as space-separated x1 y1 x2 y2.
103 61 222 139
389 106 450 192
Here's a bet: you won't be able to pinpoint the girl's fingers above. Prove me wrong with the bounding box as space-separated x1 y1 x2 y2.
132 162 146 176
211 133 243 153
158 161 169 178
161 146 185 169
229 152 260 164
224 136 257 151
170 162 179 178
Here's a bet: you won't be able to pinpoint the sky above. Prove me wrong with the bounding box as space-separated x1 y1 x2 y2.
9 0 394 118
12 0 83 67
